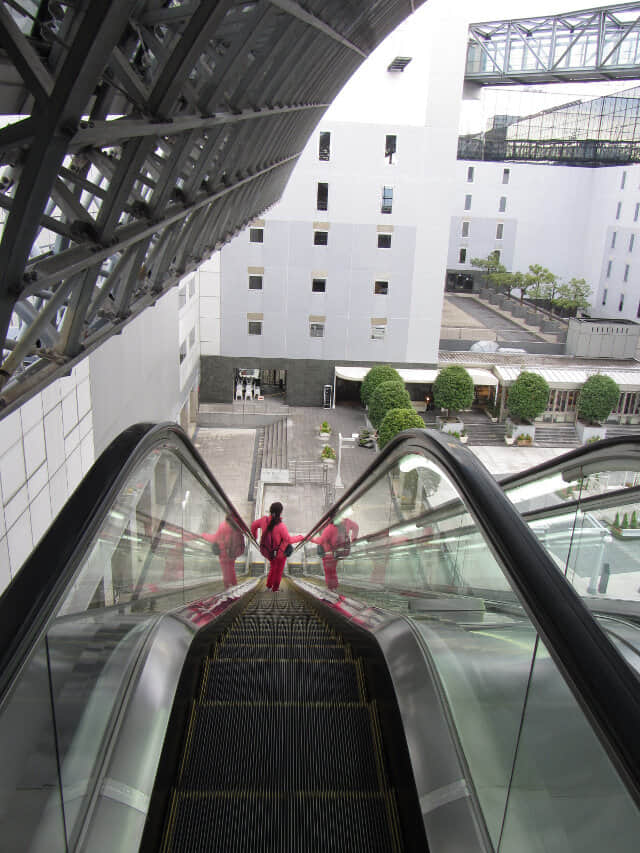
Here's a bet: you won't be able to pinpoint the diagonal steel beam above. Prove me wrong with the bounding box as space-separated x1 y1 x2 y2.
0 4 54 102
268 0 367 57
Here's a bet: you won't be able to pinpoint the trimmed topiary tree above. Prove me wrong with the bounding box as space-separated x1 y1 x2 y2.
433 366 474 418
378 407 425 449
578 374 620 425
360 364 403 407
507 371 550 423
368 381 412 429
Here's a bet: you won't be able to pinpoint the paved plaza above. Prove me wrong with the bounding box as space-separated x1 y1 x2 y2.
193 403 567 535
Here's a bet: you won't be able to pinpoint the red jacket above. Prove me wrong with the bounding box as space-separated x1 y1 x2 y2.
251 516 303 556
312 518 359 557
202 520 245 560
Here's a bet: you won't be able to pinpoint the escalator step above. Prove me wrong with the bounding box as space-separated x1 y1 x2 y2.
179 704 381 792
215 643 348 660
201 661 361 703
164 790 400 853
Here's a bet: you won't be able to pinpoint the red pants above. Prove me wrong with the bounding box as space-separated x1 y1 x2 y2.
322 556 339 590
266 556 286 590
220 557 237 589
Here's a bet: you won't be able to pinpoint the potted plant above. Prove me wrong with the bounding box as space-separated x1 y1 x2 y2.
459 429 468 444
506 371 550 442
319 420 332 440
504 424 515 445
576 374 619 441
516 433 533 447
321 444 337 464
433 365 474 434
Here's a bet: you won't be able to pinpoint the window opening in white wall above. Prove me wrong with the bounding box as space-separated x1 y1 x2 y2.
635 203 640 222
625 264 630 282
387 56 412 71
496 223 504 239
630 234 635 252
319 131 330 161
611 232 617 249
459 248 467 263
467 166 474 182
494 250 501 262
499 196 507 212
317 182 328 211
179 340 186 364
249 275 263 290
461 221 470 237
602 288 608 305
619 293 625 311
381 186 393 214
378 233 392 248
248 320 262 335
314 230 328 245
502 168 510 184
310 322 325 338
371 321 387 340
375 280 389 295
249 227 263 243
622 170 627 189
312 278 326 293
464 194 472 210
637 300 640 318
616 201 622 219
607 260 613 277
385 134 397 164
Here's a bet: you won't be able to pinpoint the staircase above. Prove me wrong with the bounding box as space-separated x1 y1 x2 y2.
262 416 288 469
159 586 404 852
533 424 580 448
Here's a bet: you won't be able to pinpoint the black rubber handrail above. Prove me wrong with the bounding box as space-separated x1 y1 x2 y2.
0 422 253 702
300 427 640 808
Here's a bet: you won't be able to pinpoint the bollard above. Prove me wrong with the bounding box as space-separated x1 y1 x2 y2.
598 562 610 594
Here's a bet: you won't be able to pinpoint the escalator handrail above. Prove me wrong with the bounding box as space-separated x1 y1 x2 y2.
0 421 253 702
498 435 640 491
301 427 640 808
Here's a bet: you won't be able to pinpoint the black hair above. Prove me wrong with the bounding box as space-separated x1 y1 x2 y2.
267 501 283 532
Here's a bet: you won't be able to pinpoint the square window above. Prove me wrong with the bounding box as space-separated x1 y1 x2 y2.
385 134 397 164
371 324 386 340
381 186 393 214
249 275 263 290
496 223 504 239
248 321 262 335
374 280 389 295
317 182 328 211
461 221 470 237
494 249 501 263
467 166 474 182
378 233 392 248
310 322 325 338
499 196 507 212
616 201 622 220
502 168 510 185
319 131 330 161
464 194 472 211
249 227 263 243
602 288 608 305
314 230 328 245
312 278 326 293
459 247 467 263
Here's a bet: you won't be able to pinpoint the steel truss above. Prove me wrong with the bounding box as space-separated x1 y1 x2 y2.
466 3 640 84
0 0 419 415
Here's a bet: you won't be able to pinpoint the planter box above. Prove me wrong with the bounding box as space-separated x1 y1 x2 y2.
516 439 533 447
511 422 535 443
437 418 464 435
318 432 331 441
610 526 640 539
576 421 606 444
505 436 515 445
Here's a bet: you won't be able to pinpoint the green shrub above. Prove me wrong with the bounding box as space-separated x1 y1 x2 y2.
321 444 336 460
622 513 629 529
368 381 412 429
319 421 331 433
433 366 474 415
632 511 638 529
361 364 402 407
378 407 425 449
614 512 620 528
578 374 620 425
507 372 550 422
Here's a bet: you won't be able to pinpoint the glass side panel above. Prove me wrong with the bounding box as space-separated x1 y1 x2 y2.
302 445 640 850
500 638 638 853
0 441 250 852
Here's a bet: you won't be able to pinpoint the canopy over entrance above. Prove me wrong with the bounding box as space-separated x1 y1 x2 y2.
334 366 498 386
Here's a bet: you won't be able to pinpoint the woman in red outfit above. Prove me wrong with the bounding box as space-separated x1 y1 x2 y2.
202 515 245 588
311 517 359 590
251 502 303 591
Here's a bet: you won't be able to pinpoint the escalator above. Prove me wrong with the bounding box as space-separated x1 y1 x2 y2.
0 423 639 852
